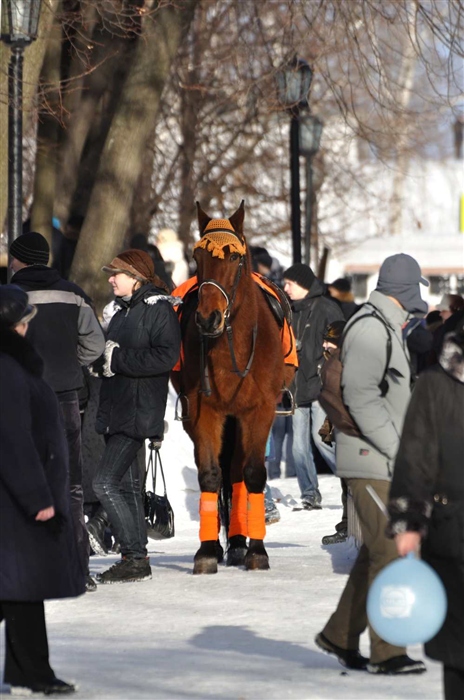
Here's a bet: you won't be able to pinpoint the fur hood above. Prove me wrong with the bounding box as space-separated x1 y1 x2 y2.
0 325 44 376
439 332 464 383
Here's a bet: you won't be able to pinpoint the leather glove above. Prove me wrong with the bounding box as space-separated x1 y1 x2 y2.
103 340 120 377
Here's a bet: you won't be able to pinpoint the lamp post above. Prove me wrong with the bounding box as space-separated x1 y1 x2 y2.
299 113 323 266
1 0 41 276
277 57 313 264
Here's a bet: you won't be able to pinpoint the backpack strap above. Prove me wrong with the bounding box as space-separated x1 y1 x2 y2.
341 306 392 397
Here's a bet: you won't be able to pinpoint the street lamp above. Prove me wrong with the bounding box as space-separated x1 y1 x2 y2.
277 57 313 264
1 0 42 276
299 113 323 266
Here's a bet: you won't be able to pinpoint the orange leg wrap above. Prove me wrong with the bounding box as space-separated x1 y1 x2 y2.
229 481 248 538
247 492 266 540
199 492 219 542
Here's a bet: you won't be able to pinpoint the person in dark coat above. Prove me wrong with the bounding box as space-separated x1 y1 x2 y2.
327 277 359 320
388 329 464 700
0 285 84 696
283 263 344 509
89 249 181 584
10 231 105 592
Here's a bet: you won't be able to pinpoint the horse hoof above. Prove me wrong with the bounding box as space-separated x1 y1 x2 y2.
226 547 248 567
193 541 219 574
245 552 270 570
193 557 218 575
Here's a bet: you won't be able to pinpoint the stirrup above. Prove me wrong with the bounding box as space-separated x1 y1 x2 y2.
275 387 294 416
174 393 190 421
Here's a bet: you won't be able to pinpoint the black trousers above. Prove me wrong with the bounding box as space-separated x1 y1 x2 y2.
444 665 464 700
0 601 54 687
57 390 90 576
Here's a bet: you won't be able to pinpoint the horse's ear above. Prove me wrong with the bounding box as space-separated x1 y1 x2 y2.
196 202 212 236
228 200 245 235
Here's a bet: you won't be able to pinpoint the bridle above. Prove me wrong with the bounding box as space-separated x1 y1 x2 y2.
197 245 257 397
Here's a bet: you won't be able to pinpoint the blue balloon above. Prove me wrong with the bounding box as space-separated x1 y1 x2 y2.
367 553 447 646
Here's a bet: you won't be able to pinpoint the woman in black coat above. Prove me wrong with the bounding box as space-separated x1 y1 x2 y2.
90 249 180 585
388 330 464 700
0 285 84 695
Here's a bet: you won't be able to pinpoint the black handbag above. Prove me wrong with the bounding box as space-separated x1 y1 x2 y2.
143 439 175 540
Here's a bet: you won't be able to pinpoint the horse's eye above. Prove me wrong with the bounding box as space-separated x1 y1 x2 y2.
230 253 239 262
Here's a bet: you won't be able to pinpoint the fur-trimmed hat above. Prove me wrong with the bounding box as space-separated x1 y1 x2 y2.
102 249 169 292
0 285 37 327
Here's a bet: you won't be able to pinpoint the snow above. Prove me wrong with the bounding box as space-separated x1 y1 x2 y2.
1 388 442 699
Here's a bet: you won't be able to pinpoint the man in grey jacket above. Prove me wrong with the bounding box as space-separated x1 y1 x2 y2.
315 254 429 676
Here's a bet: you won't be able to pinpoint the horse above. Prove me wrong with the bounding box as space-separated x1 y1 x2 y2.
171 202 296 574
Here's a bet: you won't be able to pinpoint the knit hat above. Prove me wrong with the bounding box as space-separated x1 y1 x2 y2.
0 285 37 327
377 253 428 315
9 232 50 266
323 320 346 347
282 263 316 291
251 246 273 270
102 249 169 292
328 277 351 293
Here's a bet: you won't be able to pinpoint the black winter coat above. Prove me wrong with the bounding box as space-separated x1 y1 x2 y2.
0 327 85 601
11 265 105 392
388 333 464 670
290 279 344 406
96 284 181 440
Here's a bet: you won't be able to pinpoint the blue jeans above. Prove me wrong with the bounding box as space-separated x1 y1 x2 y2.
267 414 295 479
93 434 147 559
292 402 335 502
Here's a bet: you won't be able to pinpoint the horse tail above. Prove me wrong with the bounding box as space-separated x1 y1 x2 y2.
218 415 236 537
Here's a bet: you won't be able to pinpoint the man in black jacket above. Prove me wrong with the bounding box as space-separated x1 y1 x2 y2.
10 232 105 591
283 264 344 509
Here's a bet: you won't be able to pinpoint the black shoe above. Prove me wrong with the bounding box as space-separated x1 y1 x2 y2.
85 574 97 592
11 678 76 695
322 531 348 545
87 512 109 556
97 557 152 584
302 497 322 510
315 632 369 670
367 655 426 675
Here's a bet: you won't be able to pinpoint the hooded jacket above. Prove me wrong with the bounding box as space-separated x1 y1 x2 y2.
11 265 105 392
96 284 181 440
289 278 343 406
0 327 85 601
335 290 412 480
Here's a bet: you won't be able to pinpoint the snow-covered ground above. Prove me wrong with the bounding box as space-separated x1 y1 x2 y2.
1 389 442 699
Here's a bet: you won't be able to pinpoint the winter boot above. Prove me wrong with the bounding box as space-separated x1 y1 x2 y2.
97 556 152 584
322 530 348 545
367 655 426 675
87 508 109 556
315 632 369 670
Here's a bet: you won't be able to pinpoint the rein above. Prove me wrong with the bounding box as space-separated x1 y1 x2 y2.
198 255 258 396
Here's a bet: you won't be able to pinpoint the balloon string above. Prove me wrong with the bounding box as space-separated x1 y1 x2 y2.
366 485 388 517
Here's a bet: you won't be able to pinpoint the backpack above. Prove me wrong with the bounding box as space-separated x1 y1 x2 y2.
318 309 392 438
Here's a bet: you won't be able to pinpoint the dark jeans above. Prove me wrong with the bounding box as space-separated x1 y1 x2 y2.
57 390 89 576
444 666 464 700
93 434 147 559
1 601 54 686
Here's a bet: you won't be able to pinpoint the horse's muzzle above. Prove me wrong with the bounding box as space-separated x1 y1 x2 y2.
195 310 224 337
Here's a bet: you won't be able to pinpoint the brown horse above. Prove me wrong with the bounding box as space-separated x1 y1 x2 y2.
172 202 295 574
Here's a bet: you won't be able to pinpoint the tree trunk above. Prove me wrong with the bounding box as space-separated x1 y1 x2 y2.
30 11 62 246
71 0 198 310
